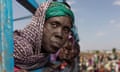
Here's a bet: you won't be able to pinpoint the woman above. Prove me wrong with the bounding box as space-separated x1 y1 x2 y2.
14 1 74 72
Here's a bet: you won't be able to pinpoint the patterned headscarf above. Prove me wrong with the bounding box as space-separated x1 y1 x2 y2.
14 1 50 70
14 1 74 70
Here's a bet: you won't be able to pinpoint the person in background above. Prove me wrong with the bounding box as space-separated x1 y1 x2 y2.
42 34 80 72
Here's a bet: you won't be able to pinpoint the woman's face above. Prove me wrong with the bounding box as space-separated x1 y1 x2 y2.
42 16 72 53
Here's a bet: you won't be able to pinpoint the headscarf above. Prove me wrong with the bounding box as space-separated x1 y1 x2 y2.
14 1 50 70
14 1 74 70
45 2 74 24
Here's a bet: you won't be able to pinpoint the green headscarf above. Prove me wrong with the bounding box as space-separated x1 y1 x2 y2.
45 2 74 24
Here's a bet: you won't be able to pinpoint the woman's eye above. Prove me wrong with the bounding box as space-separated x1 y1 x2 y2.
63 28 70 33
51 23 58 28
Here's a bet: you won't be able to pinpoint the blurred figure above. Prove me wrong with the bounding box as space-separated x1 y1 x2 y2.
99 64 105 72
42 35 80 72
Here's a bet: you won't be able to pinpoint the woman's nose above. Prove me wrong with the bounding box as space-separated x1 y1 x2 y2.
55 28 63 40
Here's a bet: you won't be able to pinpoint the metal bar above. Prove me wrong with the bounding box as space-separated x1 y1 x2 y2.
16 0 36 14
14 15 32 21
52 0 67 2
53 0 57 1
28 0 38 8
0 0 14 72
63 0 66 2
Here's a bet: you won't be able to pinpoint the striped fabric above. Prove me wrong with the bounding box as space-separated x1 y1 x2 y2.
14 1 51 70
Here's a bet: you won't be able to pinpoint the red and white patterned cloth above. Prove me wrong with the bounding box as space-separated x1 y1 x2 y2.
14 1 51 70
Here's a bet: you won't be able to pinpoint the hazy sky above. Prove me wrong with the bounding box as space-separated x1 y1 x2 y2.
13 0 120 51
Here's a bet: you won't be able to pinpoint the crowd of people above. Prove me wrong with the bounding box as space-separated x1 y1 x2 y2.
80 51 120 72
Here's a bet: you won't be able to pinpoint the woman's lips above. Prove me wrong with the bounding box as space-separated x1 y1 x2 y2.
52 41 61 48
50 41 62 53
